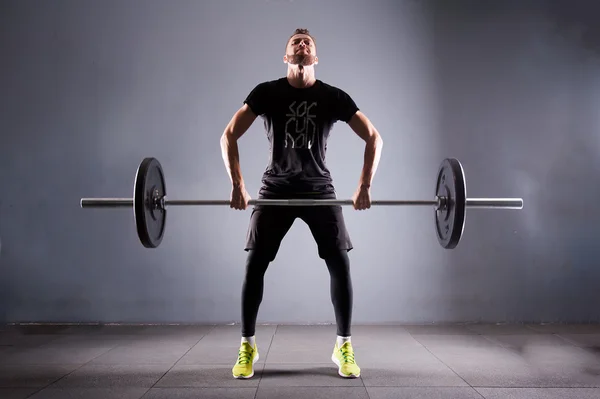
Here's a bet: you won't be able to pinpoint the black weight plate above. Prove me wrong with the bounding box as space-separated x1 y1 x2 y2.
134 157 167 248
435 158 466 249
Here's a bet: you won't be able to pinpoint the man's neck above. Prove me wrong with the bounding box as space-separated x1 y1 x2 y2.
287 66 316 89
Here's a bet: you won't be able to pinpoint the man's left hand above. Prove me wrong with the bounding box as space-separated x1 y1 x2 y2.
352 185 371 210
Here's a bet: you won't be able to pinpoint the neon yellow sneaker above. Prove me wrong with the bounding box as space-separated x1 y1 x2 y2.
232 341 259 379
331 341 361 378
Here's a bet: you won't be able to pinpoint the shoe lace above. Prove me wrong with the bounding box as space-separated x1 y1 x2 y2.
339 346 356 364
237 348 252 365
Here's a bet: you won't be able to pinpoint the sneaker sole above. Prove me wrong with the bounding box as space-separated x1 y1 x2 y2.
233 352 259 379
331 353 360 378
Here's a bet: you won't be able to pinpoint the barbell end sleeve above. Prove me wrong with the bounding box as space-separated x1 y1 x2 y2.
466 198 523 209
80 198 134 208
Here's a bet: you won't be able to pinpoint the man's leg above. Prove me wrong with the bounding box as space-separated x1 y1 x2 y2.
323 249 353 338
241 249 272 339
232 205 295 379
301 206 360 378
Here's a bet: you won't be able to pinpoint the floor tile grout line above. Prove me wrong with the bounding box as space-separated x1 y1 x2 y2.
358 342 370 398
475 331 597 364
6 384 600 390
254 324 279 398
553 332 591 349
478 333 524 355
138 324 219 398
261 324 279 364
170 385 522 390
471 386 489 399
256 324 370 396
24 386 46 398
22 324 219 398
20 332 132 398
409 332 486 398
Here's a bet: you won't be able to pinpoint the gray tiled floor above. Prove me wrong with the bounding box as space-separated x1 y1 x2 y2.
1 323 600 398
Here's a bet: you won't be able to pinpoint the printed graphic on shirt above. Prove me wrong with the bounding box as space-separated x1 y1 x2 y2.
285 100 317 149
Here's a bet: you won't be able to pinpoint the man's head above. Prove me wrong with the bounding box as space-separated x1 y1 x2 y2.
284 28 318 67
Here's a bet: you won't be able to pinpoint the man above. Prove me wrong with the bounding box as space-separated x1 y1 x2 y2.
220 28 383 379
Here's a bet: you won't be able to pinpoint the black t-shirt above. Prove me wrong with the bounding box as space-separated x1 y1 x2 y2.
244 77 359 198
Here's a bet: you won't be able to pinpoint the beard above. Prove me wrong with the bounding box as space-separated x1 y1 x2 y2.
287 53 316 67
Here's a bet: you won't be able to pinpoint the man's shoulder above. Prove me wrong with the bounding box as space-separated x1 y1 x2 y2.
254 77 287 89
316 80 350 96
316 79 337 90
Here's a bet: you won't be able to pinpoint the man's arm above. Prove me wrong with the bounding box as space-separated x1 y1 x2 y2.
347 110 384 189
220 104 257 188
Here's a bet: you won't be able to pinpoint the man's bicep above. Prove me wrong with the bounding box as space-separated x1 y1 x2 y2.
347 111 379 141
224 104 258 141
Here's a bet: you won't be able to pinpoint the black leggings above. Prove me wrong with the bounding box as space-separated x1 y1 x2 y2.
241 248 353 337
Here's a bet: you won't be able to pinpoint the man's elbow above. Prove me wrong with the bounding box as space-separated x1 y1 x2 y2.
370 130 383 147
220 133 230 154
220 129 234 147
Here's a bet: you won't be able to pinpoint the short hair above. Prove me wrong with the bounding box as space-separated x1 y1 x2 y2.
286 28 316 50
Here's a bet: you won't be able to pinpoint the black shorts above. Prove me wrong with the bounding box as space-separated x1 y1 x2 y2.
244 197 353 261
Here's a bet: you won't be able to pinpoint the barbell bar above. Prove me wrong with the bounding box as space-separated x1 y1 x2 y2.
79 157 523 249
80 198 523 208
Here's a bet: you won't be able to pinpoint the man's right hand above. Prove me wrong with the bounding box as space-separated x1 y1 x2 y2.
230 185 252 210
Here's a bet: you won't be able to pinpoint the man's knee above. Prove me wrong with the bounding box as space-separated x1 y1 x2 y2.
322 248 352 275
245 245 279 264
243 248 274 280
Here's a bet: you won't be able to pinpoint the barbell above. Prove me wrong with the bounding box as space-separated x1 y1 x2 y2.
80 157 523 249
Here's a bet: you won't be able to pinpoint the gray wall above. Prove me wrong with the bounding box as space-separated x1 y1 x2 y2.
1 0 599 324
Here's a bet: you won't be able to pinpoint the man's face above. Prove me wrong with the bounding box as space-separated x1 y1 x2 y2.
284 34 318 67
